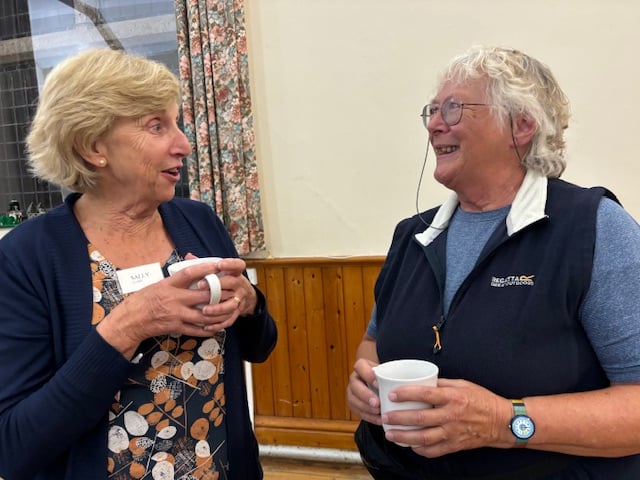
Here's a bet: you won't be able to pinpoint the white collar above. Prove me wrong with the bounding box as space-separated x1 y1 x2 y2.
414 170 548 246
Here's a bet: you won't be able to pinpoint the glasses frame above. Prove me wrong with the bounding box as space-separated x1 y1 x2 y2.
420 99 492 128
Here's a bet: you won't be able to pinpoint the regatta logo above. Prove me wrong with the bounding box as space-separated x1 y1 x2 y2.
490 274 535 288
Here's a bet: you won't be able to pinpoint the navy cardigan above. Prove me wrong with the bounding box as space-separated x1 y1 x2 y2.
0 194 276 480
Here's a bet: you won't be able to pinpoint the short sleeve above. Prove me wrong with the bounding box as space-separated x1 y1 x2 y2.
581 198 640 382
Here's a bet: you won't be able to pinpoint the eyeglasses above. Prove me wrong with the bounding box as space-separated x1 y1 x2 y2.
420 98 492 128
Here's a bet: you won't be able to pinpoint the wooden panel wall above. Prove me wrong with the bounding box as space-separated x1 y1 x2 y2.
246 257 385 450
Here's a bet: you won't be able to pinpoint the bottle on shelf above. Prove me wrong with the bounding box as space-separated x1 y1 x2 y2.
6 200 24 225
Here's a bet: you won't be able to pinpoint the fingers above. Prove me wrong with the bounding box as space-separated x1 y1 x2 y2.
174 255 255 313
215 257 246 275
180 323 222 338
201 312 239 332
176 255 246 281
347 363 383 425
159 296 236 336
388 384 441 407
171 267 251 330
384 427 450 456
353 357 378 385
387 378 470 405
347 388 382 425
381 379 507 457
216 274 258 316
169 262 221 289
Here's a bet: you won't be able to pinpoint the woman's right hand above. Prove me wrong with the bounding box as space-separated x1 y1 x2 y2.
347 357 383 425
96 262 224 359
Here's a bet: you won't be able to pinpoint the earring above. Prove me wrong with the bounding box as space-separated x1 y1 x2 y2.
98 159 106 166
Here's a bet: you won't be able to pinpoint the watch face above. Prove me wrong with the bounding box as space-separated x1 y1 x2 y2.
511 415 535 439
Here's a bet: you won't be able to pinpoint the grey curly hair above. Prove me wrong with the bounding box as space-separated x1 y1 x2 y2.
437 46 570 178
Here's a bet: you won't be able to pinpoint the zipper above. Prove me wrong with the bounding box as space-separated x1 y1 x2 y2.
432 316 444 354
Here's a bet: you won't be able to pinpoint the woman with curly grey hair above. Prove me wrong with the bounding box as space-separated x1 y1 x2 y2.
347 45 640 479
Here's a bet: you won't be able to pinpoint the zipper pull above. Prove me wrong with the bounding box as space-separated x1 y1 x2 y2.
432 324 442 354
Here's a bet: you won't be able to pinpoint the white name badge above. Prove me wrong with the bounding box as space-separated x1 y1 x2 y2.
116 262 165 294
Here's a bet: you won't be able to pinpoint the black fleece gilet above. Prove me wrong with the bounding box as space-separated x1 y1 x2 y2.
370 178 640 478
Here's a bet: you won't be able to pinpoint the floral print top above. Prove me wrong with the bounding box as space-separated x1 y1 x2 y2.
89 244 229 480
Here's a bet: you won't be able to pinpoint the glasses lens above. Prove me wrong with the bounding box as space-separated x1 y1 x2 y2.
420 103 440 128
442 99 462 127
421 105 432 128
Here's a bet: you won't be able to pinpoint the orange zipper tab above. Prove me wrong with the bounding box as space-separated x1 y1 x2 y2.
432 325 442 353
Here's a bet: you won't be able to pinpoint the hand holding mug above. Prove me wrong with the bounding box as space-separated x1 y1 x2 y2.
347 358 382 425
167 256 224 306
373 359 439 446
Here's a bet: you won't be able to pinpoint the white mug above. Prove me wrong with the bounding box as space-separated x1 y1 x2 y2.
373 359 439 446
167 257 223 306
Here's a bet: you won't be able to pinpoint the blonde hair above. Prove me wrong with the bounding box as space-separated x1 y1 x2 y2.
438 46 570 178
27 48 182 192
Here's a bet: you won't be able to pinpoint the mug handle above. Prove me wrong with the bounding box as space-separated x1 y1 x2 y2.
203 273 222 305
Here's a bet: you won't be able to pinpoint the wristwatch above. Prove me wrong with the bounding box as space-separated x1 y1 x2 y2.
509 399 535 446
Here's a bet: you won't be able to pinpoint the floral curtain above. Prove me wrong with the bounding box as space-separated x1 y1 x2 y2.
174 0 265 255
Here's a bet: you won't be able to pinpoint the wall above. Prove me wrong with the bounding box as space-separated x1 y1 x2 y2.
244 0 640 258
247 256 384 450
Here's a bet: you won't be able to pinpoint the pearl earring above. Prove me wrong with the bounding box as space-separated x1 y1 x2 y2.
98 159 106 166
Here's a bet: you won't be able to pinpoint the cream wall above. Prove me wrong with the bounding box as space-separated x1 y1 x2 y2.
245 0 640 258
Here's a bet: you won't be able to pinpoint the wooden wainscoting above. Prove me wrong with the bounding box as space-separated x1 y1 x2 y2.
246 257 385 451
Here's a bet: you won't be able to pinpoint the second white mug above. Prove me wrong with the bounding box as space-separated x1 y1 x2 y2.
373 359 439 445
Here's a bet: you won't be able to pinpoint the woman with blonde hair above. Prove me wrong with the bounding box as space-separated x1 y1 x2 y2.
0 48 276 480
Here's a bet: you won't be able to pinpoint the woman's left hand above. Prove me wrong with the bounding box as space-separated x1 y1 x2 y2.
185 254 258 332
382 378 512 457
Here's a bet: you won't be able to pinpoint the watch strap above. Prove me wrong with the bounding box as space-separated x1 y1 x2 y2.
512 399 526 416
510 399 531 447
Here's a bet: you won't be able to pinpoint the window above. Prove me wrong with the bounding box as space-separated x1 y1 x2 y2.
0 0 188 217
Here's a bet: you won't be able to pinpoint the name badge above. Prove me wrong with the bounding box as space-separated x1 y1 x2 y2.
116 262 164 294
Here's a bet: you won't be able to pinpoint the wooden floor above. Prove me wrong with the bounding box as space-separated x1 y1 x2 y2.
262 457 372 479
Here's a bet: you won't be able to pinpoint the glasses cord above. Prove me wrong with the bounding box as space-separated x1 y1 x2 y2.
509 112 527 164
415 138 445 229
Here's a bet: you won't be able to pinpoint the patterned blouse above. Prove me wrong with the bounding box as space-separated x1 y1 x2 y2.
88 244 229 480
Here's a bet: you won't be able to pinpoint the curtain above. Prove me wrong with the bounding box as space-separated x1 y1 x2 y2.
174 0 265 255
